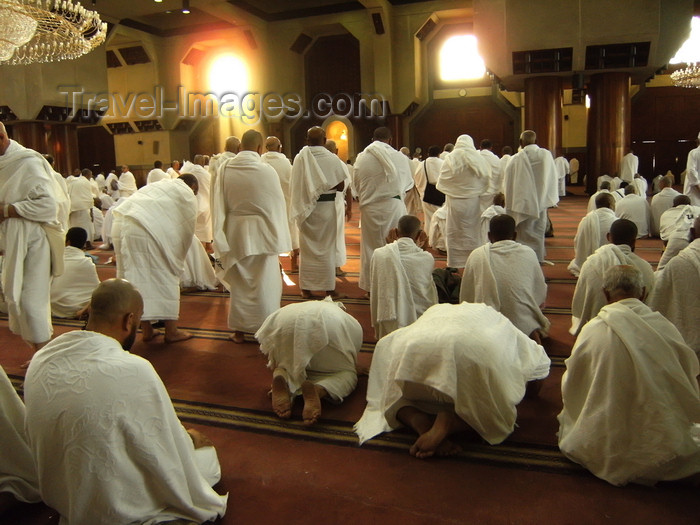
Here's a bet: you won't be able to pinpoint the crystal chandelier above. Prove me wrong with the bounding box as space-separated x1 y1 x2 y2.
671 63 700 89
0 0 107 65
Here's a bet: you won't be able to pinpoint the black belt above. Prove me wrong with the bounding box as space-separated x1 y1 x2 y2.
317 193 336 202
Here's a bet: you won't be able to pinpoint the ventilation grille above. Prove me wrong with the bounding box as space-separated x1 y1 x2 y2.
107 122 135 135
72 108 105 125
134 120 163 132
119 46 151 65
512 48 573 75
585 42 650 70
36 106 71 122
106 49 121 68
0 106 18 122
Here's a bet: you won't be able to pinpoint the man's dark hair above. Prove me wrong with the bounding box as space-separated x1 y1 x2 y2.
489 214 516 242
373 127 392 142
179 173 198 191
480 139 492 150
154 160 163 169
673 195 691 207
427 145 441 157
595 193 614 209
609 219 637 246
66 227 88 249
397 215 421 238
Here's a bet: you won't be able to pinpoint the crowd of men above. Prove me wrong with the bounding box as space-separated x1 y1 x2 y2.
0 119 699 522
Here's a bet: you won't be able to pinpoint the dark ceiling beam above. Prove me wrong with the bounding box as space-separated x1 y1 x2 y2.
226 0 365 21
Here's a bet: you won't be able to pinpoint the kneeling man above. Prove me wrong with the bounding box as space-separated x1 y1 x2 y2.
256 297 362 425
24 279 228 524
355 302 551 458
558 265 700 486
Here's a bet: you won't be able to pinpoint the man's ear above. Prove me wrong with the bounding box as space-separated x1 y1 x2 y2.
603 288 612 304
606 232 612 243
639 286 647 303
487 232 494 243
122 312 134 332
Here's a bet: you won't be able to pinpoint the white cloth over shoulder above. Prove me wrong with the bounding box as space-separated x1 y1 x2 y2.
51 246 100 317
650 239 700 356
684 145 700 205
650 187 680 236
479 204 506 246
117 171 137 198
615 194 650 238
460 240 550 336
503 144 558 225
181 162 212 243
146 168 169 185
370 238 437 339
181 235 218 290
558 299 700 486
0 366 40 503
570 243 655 335
554 156 569 197
567 207 617 276
619 152 639 184
352 141 413 206
355 303 550 445
256 297 362 400
24 330 228 524
262 151 297 250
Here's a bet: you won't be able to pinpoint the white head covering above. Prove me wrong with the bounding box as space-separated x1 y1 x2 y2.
446 134 490 178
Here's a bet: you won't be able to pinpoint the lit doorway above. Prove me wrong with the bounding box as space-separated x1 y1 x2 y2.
325 120 350 162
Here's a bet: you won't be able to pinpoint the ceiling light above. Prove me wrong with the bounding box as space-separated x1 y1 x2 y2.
182 0 190 14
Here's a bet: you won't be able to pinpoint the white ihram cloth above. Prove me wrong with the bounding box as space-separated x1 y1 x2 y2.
570 243 655 335
619 152 639 183
67 175 95 240
256 297 362 401
117 170 137 198
414 157 444 232
291 146 347 290
0 140 62 344
52 170 70 230
335 161 351 266
597 174 622 191
650 239 700 356
181 235 218 290
105 172 120 199
567 207 617 276
615 194 650 238
503 144 559 261
554 156 569 197
480 149 503 205
437 135 491 267
113 179 196 321
25 331 228 525
91 206 103 241
146 167 169 185
50 246 100 318
558 298 700 486
586 189 612 213
569 157 579 183
657 205 700 269
353 141 412 291
478 204 506 246
650 186 680 236
632 176 648 197
684 145 700 205
651 174 664 194
460 240 550 337
370 238 437 339
0 366 40 503
94 172 106 192
181 161 212 243
355 303 551 445
166 167 180 179
213 151 291 333
428 204 447 251
262 150 298 250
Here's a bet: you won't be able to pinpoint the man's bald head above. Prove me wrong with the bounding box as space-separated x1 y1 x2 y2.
265 136 281 152
225 136 241 154
397 215 422 239
193 154 205 166
659 175 673 189
306 126 326 147
241 130 263 153
488 214 516 243
373 127 392 143
600 181 611 190
673 195 690 207
178 173 199 195
595 192 615 210
520 130 536 146
325 139 338 154
603 265 646 303
88 279 143 326
399 146 410 157
0 122 10 155
624 184 636 196
608 218 637 248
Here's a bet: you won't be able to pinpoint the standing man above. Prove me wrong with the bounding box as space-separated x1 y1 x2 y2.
503 130 559 262
212 130 291 344
324 139 352 277
554 155 570 197
352 127 413 292
437 134 491 269
167 159 181 178
619 149 639 184
479 139 503 210
118 164 137 198
290 127 347 299
146 160 169 184
262 135 297 268
0 122 61 357
66 168 96 246
684 131 700 205
181 155 213 251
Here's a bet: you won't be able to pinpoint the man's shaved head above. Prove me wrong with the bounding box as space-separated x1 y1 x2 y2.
400 146 410 157
520 130 536 146
501 146 512 155
225 136 241 154
373 127 392 143
265 136 281 152
673 195 691 207
609 218 637 247
241 129 263 152
624 184 636 196
428 145 441 157
603 265 645 303
659 175 672 189
600 181 611 190
493 192 505 208
307 126 326 147
88 279 143 325
443 143 454 153
178 173 199 194
0 122 10 155
488 214 516 242
325 139 338 154
595 192 614 209
193 154 205 166
397 215 422 239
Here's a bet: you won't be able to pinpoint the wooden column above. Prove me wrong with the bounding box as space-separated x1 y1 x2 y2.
10 122 79 175
387 114 402 149
586 72 631 194
524 76 562 156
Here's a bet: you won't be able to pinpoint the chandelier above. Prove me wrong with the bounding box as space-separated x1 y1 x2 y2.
0 0 107 65
671 63 700 89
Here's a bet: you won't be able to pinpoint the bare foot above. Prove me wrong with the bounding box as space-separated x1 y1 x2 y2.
230 331 245 344
335 267 347 277
327 291 347 299
164 330 193 343
301 381 323 426
410 411 463 459
397 406 434 437
355 363 370 376
301 290 316 299
271 374 292 419
141 322 162 342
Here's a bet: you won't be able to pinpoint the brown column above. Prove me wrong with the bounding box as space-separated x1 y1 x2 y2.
524 76 562 156
387 114 402 150
11 122 79 174
585 72 631 194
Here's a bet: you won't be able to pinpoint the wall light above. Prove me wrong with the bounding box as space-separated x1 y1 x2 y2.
439 35 486 81
182 0 191 14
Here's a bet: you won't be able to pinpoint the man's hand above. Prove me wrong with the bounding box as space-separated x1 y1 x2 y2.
415 229 429 250
187 428 214 449
385 228 399 244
